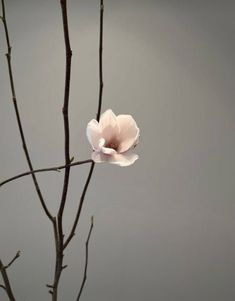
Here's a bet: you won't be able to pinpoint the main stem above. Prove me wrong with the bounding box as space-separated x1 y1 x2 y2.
52 0 72 300
65 1 104 298
64 0 104 251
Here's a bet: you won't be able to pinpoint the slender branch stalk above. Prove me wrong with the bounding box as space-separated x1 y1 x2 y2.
1 1 105 300
0 261 15 301
64 0 104 251
0 252 20 301
97 0 104 122
0 284 7 291
1 1 58 299
0 0 53 222
63 162 95 249
76 216 94 301
58 0 73 228
0 160 93 187
4 252 20 270
51 1 73 299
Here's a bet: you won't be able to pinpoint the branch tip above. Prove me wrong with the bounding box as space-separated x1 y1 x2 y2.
5 250 21 270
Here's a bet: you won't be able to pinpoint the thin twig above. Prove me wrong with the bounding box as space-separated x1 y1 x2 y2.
0 0 53 222
63 162 95 249
0 284 7 291
4 251 20 270
0 252 21 301
96 0 104 122
0 160 93 187
76 216 94 301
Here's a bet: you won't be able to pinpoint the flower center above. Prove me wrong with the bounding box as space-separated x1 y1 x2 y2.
105 139 119 151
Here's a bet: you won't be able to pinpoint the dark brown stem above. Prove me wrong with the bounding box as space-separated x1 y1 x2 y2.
0 284 6 290
0 0 53 222
4 252 20 270
0 262 15 301
97 0 104 122
58 0 72 226
63 162 95 249
0 160 93 187
52 0 72 300
1 3 58 299
76 216 94 301
0 252 20 301
64 0 104 251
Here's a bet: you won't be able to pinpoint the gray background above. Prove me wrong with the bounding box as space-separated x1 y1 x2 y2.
0 0 235 300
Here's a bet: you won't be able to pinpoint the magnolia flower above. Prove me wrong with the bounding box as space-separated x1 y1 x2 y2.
86 109 139 166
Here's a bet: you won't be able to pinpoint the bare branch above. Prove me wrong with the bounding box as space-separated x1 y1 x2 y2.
1 2 105 301
64 0 104 250
5 251 20 270
0 284 7 291
0 251 21 301
76 216 94 301
97 0 104 122
51 0 73 299
0 263 16 301
63 162 95 249
0 160 93 187
58 0 73 235
0 0 53 222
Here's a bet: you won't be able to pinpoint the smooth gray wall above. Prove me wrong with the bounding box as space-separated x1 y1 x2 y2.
0 0 235 300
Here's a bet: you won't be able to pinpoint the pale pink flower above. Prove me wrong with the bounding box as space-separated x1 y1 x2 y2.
86 109 139 166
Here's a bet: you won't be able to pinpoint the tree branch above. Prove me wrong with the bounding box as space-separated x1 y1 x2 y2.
0 252 21 301
76 216 94 301
63 162 95 249
58 0 73 232
0 284 7 291
4 251 20 270
1 2 58 299
1 1 104 301
96 0 104 122
64 0 104 251
0 0 53 222
0 160 93 187
51 1 73 300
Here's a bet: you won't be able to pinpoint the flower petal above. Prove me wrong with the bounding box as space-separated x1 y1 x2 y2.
97 138 105 151
86 119 102 150
108 152 139 166
99 109 120 143
91 151 138 166
91 152 108 163
116 114 140 153
96 138 116 154
101 146 117 155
